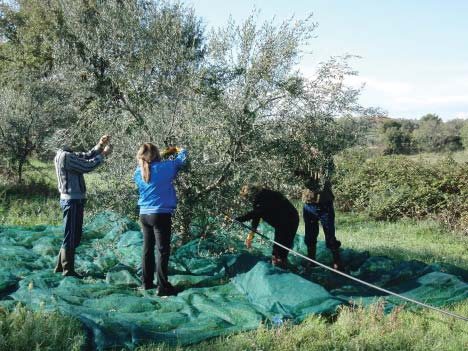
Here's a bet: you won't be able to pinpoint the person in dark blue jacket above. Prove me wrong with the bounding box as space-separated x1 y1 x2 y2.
134 143 188 296
298 147 343 271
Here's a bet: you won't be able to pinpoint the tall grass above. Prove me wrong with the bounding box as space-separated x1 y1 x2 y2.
133 301 468 351
0 177 61 226
0 304 86 351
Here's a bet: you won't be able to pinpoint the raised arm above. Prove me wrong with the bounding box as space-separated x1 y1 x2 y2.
73 135 109 159
64 153 104 174
73 145 102 159
174 148 188 170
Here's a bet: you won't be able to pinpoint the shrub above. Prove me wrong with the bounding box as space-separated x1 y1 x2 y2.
334 153 467 232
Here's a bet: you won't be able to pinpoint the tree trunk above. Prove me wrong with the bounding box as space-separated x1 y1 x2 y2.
176 189 197 244
17 160 24 184
179 212 193 244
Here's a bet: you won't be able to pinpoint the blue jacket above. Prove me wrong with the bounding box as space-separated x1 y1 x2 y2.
134 149 188 214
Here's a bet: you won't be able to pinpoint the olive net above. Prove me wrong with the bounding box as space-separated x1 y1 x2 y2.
0 212 466 350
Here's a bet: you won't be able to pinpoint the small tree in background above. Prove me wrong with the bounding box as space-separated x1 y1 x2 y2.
413 114 464 152
0 1 69 181
0 83 71 182
443 119 464 151
380 120 413 155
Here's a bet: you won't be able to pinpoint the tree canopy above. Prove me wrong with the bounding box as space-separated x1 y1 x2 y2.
0 0 383 239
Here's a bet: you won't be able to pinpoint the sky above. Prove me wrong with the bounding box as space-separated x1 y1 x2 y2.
185 0 468 121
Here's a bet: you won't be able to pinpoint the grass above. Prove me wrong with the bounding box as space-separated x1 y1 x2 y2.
292 208 467 270
335 212 468 270
0 304 86 351
0 178 62 226
131 301 468 351
407 149 468 164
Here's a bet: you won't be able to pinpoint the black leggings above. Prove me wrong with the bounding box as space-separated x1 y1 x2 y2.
140 213 172 289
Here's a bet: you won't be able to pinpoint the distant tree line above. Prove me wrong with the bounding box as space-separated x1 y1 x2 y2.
379 113 467 155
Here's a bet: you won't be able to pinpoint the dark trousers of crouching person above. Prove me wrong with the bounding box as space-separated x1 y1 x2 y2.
271 215 300 266
140 213 173 293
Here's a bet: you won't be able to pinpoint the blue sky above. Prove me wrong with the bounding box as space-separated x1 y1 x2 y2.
185 0 468 120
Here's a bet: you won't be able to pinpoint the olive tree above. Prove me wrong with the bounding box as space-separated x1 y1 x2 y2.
0 83 72 182
0 0 66 181
52 0 204 137
168 14 316 239
263 55 378 195
51 4 318 241
45 0 206 218
4 0 374 242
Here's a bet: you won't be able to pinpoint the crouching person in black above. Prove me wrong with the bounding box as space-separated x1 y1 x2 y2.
235 184 299 269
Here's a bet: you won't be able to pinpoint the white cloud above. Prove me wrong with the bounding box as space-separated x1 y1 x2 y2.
345 76 412 95
454 112 468 120
300 63 468 120
396 95 468 106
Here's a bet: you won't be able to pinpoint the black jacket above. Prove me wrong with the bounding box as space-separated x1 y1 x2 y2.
236 189 299 231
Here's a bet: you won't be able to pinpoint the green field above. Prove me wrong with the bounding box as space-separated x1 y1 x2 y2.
0 158 467 351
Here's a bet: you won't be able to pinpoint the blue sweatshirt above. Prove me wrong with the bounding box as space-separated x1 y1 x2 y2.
134 149 188 214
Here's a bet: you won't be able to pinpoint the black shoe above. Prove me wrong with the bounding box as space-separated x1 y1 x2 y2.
271 256 288 269
305 261 318 269
63 270 83 278
305 243 318 268
157 285 178 297
332 249 344 272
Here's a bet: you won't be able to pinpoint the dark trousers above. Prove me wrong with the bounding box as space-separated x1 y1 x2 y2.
60 199 86 249
303 202 341 251
140 213 172 289
272 214 299 260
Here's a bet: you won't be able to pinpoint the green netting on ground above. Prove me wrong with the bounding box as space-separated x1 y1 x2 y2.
0 211 467 350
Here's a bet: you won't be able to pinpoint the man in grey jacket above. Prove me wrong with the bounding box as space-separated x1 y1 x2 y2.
53 135 112 277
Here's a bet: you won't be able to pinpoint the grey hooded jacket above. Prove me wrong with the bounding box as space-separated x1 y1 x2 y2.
54 145 104 199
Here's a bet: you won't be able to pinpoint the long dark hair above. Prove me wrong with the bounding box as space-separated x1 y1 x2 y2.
136 143 161 182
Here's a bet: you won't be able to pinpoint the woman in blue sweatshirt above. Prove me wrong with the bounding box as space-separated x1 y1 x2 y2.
134 143 188 296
